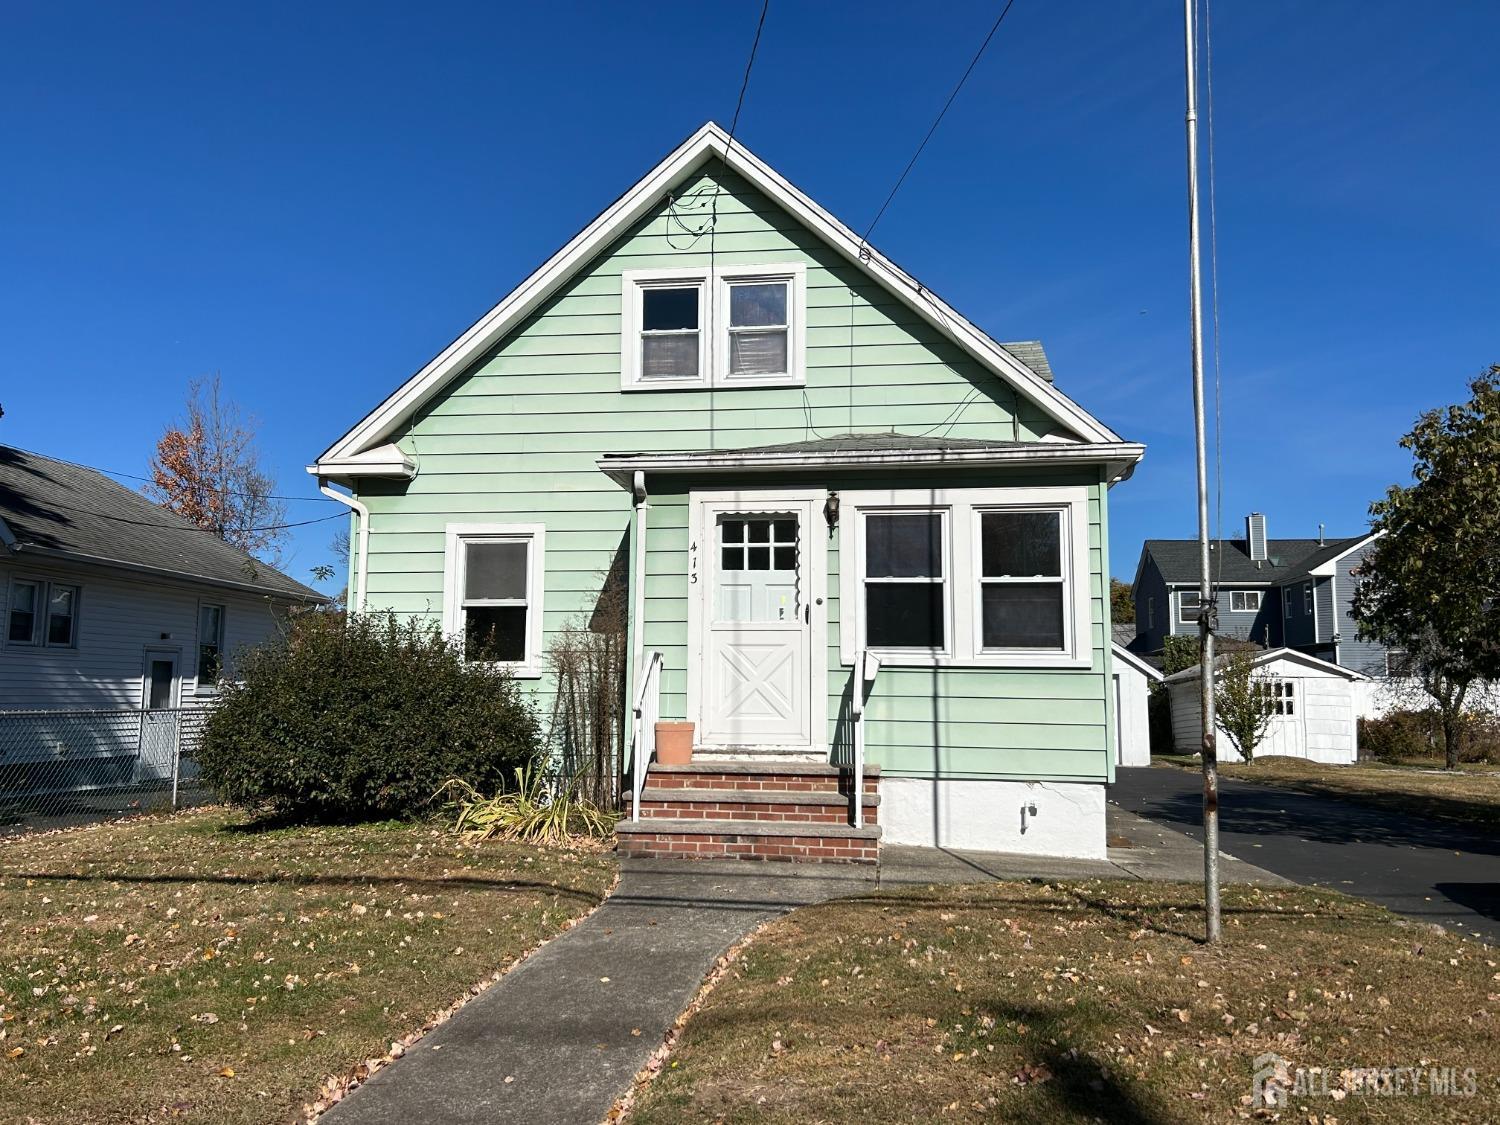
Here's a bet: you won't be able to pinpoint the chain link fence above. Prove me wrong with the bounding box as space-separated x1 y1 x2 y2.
0 708 213 837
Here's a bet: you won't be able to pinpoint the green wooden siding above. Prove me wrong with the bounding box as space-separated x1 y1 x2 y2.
353 161 1115 782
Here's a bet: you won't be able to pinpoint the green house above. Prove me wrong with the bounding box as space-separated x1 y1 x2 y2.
311 123 1143 863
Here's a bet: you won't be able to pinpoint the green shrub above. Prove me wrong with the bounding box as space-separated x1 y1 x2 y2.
1359 708 1500 765
197 611 540 821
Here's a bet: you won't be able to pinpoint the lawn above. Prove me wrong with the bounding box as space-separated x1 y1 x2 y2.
0 809 615 1125
627 882 1499 1124
1156 754 1500 834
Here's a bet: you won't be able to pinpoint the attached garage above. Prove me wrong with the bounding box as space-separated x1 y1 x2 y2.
1163 648 1367 765
1111 642 1162 767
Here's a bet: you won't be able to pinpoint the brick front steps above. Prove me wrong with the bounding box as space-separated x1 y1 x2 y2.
616 761 882 864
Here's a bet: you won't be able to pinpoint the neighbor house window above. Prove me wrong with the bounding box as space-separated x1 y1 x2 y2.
198 604 225 686
1303 582 1314 615
1284 591 1294 620
1178 590 1201 624
861 512 947 651
443 523 545 677
622 264 805 389
7 579 78 648
1385 649 1413 677
1147 597 1155 628
840 487 1090 668
977 510 1066 650
1229 590 1262 613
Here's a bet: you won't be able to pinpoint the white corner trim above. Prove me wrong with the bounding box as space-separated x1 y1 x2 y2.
315 123 1123 468
441 522 547 679
836 485 1093 669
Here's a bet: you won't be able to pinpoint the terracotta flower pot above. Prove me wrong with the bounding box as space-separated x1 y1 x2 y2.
655 721 695 765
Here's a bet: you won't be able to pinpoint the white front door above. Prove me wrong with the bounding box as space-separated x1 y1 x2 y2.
690 491 825 750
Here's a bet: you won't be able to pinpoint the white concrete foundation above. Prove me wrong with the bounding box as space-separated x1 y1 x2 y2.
880 777 1107 860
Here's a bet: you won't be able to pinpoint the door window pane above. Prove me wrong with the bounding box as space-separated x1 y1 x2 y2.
866 584 945 649
148 659 175 709
716 514 800 621
465 542 528 600
865 514 943 578
981 511 1061 577
7 581 38 644
46 585 77 646
465 606 527 662
982 584 1065 649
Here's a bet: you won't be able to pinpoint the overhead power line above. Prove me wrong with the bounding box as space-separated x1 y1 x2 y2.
5 443 338 504
860 0 1020 251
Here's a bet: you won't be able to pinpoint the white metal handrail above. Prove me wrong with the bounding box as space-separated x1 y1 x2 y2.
849 650 880 828
629 650 664 822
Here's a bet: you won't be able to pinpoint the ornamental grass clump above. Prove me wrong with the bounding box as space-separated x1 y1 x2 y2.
197 611 539 821
437 767 617 844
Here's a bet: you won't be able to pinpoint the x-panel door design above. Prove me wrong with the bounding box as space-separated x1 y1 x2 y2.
689 490 826 751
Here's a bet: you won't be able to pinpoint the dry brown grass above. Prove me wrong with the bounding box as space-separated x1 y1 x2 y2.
628 881 1499 1124
1157 754 1500 833
0 809 615 1124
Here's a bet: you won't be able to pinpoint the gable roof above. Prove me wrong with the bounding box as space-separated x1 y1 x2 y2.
999 341 1054 383
313 122 1126 475
1138 536 1360 587
1111 641 1163 682
1162 646 1368 684
0 445 321 601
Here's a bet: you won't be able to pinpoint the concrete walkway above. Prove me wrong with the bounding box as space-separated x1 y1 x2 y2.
326 811 1281 1124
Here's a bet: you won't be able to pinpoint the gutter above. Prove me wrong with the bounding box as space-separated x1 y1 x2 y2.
318 478 369 612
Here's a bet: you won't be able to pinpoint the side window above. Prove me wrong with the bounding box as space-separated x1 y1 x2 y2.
1147 597 1155 628
1179 590 1201 624
46 584 79 647
198 604 226 685
977 510 1066 651
7 579 40 644
445 525 546 676
639 283 704 382
1303 583 1314 615
861 511 947 652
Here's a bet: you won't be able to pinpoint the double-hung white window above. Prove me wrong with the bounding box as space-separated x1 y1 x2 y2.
1178 590 1201 624
198 603 226 687
1229 590 1262 613
621 264 805 389
840 488 1090 668
443 524 546 677
6 578 79 648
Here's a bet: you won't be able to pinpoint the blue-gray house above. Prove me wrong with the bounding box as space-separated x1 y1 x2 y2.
1129 513 1390 676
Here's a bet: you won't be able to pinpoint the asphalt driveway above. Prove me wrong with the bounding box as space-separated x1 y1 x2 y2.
1110 766 1500 945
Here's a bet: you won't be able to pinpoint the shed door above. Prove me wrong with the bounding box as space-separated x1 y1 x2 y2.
694 498 822 749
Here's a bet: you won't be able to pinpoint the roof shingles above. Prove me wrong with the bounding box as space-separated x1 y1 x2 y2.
0 445 319 600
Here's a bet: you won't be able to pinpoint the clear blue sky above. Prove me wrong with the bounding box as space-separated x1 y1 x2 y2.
4 1 1496 593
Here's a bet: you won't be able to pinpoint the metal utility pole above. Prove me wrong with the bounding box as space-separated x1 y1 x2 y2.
1182 0 1221 943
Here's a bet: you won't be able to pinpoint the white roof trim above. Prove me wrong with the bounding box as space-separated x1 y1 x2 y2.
1306 530 1383 576
1111 642 1163 682
1162 646 1368 684
314 122 1124 468
596 441 1144 489
306 442 416 481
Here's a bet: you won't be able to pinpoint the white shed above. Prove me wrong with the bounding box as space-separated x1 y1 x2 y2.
1163 648 1367 764
1111 642 1162 767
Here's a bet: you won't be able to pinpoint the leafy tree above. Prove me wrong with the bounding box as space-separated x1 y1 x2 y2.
1162 635 1201 676
1353 369 1500 769
1110 578 1135 624
148 374 288 560
1214 650 1277 763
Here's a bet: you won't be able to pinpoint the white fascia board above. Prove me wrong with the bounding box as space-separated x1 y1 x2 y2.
1162 645 1368 684
1111 642 1163 682
306 443 416 480
596 441 1144 489
1306 530 1382 576
316 122 1125 466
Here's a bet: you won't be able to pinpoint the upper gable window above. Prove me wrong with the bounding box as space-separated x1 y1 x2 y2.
622 264 805 390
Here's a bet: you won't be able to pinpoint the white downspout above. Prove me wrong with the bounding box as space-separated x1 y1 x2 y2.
631 471 649 681
319 477 370 612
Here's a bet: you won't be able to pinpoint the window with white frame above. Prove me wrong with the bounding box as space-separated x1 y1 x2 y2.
1178 590 1201 624
7 578 78 648
861 512 947 651
1229 590 1262 613
198 604 225 686
977 510 1066 650
443 524 545 676
621 264 805 389
1303 582 1314 615
840 488 1090 667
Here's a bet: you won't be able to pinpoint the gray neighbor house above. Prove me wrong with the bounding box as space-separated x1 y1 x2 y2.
1129 513 1391 677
